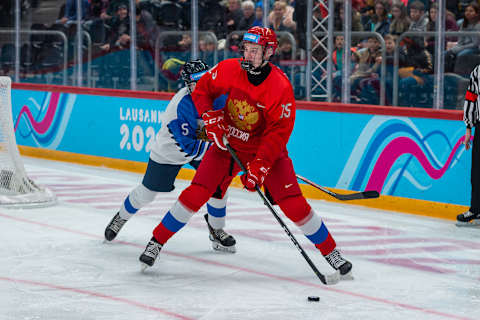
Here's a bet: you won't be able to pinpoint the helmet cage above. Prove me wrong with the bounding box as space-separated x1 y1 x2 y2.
180 59 210 93
240 28 278 72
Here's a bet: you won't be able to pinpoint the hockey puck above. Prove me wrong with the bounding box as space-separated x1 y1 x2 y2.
307 296 320 302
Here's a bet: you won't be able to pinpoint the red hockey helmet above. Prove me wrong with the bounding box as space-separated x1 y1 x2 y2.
242 27 278 55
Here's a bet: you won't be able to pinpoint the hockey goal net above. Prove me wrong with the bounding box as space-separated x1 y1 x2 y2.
0 76 56 208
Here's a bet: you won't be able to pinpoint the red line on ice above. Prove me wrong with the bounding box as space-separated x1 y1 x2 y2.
0 212 473 320
0 277 193 320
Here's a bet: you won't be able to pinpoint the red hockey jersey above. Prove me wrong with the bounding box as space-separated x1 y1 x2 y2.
191 58 296 167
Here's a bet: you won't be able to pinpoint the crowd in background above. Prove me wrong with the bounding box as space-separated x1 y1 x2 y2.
0 0 479 107
325 0 480 106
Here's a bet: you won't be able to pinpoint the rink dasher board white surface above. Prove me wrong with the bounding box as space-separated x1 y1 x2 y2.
0 157 478 320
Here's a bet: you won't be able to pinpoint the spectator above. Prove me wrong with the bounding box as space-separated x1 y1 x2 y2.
425 3 458 54
199 34 218 66
277 35 293 60
334 4 364 32
271 35 294 73
225 0 250 54
238 0 256 30
407 0 430 13
199 0 224 35
102 0 129 21
359 34 401 105
252 2 264 27
90 0 109 18
353 0 368 12
362 0 375 26
446 0 460 19
398 36 433 107
269 0 295 33
293 0 307 48
333 35 381 101
332 4 364 51
135 5 158 53
134 6 159 82
445 2 480 73
268 0 296 31
349 35 382 101
57 0 90 25
332 35 347 73
101 4 130 52
381 33 399 100
224 0 243 37
363 0 391 37
408 1 428 32
389 2 411 36
199 35 217 53
384 34 401 75
178 0 191 29
177 33 192 52
330 35 357 76
96 3 132 88
329 35 356 101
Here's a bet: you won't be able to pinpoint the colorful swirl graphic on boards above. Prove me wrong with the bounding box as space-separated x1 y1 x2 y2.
14 92 76 149
336 116 467 196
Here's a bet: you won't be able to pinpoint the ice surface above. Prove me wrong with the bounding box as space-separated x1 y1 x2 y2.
1 157 479 320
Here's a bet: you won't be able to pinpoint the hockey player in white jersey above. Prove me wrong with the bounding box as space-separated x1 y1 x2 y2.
104 60 236 252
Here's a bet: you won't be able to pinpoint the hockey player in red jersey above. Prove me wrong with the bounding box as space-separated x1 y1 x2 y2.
139 26 352 278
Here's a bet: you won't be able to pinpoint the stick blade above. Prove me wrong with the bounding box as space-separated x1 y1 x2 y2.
361 190 380 199
338 190 379 200
324 271 341 285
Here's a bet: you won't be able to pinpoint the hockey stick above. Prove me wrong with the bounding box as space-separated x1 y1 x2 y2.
223 137 339 285
296 174 380 201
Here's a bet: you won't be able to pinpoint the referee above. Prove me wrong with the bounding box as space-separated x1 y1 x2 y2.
458 65 480 225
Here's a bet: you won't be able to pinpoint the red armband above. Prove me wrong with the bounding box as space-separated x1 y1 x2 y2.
465 90 478 102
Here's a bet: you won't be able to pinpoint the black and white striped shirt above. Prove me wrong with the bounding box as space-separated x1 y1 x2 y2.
464 65 480 128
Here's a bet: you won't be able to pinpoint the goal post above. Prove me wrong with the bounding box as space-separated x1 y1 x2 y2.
0 76 56 208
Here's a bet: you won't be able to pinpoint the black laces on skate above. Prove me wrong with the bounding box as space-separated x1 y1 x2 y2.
213 229 230 241
143 240 162 259
109 214 127 233
325 249 346 270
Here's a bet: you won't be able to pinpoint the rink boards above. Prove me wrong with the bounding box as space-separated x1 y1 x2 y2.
10 83 468 219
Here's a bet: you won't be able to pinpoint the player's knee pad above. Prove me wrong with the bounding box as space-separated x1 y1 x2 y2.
127 184 157 211
179 183 211 212
277 195 311 224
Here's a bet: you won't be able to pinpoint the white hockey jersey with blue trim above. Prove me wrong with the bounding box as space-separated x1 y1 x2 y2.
150 87 225 165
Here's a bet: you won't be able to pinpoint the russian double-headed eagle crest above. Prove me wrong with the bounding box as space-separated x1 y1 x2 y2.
227 99 259 131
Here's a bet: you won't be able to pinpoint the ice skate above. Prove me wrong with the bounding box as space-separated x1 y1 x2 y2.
139 237 163 270
104 212 127 241
204 214 236 253
456 211 480 227
325 249 353 280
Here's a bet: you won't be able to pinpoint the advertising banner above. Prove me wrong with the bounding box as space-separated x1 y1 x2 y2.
11 87 470 206
289 111 468 205
12 89 168 162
